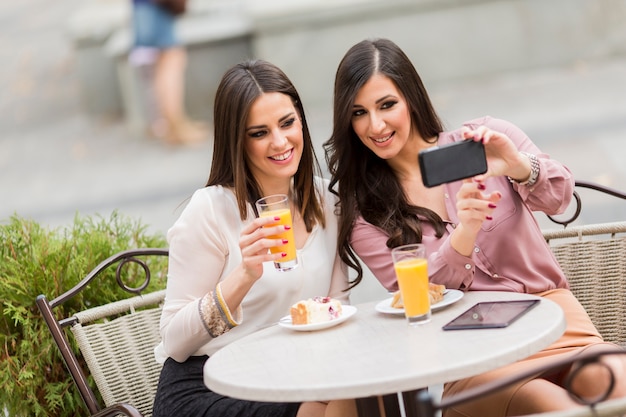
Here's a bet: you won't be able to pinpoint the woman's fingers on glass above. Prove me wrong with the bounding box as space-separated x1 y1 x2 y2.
259 224 290 237
257 216 280 227
248 218 286 238
243 237 285 262
243 216 276 238
242 223 278 246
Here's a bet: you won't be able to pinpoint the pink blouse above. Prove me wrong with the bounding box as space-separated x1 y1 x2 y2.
350 116 574 294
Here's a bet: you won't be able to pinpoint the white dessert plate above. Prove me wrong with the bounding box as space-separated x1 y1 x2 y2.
278 305 357 331
375 289 464 316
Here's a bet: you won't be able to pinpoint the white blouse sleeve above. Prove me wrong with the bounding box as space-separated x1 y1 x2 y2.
159 188 239 362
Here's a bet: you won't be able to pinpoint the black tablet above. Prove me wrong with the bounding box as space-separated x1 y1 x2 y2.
442 299 540 331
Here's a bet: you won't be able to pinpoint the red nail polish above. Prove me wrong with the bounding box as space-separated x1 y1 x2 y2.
477 184 486 190
274 216 280 221
282 239 289 244
486 215 493 220
284 225 291 230
488 203 497 208
281 252 287 257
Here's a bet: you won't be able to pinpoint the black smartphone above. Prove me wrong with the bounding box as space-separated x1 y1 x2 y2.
442 300 540 331
418 139 488 188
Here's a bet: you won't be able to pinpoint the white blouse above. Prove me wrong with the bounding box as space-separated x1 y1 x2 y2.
154 178 350 363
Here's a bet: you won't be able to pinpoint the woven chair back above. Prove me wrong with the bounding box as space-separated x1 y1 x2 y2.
543 221 626 345
70 290 165 417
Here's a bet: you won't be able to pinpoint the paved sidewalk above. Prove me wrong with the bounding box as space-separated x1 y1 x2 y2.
1 1 625 303
0 0 213 235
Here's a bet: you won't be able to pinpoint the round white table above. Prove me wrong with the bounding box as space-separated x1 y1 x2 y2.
204 291 565 416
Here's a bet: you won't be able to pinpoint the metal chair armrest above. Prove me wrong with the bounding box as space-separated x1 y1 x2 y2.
415 349 626 417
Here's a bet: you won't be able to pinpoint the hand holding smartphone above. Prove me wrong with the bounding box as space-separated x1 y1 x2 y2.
418 139 488 188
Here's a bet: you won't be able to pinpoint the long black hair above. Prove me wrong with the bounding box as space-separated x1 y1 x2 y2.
324 38 445 286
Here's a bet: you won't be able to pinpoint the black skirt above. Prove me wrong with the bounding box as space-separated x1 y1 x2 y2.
152 355 301 417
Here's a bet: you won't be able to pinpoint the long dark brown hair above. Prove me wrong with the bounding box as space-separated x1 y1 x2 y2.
323 38 445 286
207 59 325 231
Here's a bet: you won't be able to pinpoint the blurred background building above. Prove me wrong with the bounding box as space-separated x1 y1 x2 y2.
1 0 625 302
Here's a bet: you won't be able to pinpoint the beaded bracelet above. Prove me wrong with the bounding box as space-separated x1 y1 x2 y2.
198 283 241 338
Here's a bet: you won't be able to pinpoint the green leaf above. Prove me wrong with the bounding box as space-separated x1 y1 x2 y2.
0 212 167 416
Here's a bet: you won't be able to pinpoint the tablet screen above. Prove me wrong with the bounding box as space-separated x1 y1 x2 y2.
442 300 540 330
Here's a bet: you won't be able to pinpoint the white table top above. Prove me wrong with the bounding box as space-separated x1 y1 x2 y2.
204 291 565 402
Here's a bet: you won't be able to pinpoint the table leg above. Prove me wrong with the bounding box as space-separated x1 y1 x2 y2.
402 389 433 417
355 394 401 417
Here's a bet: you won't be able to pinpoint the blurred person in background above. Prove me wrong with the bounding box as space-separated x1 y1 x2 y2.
131 0 208 145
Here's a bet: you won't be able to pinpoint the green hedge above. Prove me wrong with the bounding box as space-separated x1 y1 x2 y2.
0 212 168 417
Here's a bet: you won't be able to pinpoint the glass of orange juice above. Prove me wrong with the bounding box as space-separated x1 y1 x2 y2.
391 243 431 326
255 194 298 271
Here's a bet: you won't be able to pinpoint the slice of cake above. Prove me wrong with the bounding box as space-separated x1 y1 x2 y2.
290 296 343 325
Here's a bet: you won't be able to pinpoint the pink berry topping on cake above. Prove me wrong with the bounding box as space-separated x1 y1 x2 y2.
290 297 343 325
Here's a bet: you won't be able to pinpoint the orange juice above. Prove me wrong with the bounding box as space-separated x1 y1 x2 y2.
394 258 430 317
259 207 297 263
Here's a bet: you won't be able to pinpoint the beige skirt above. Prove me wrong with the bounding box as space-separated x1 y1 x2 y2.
442 288 616 417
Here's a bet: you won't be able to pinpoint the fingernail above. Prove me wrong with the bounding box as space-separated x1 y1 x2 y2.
486 215 493 220
284 225 291 230
282 239 289 244
274 216 280 221
477 184 486 190
281 252 287 258
488 203 497 208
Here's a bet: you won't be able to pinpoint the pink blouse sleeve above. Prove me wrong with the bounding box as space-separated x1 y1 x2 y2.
422 226 475 290
160 190 227 362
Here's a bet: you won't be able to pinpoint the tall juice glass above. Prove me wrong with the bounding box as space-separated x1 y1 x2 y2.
391 244 431 325
255 194 298 271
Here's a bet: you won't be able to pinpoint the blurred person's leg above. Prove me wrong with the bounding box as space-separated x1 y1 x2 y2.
154 46 208 145
131 0 208 145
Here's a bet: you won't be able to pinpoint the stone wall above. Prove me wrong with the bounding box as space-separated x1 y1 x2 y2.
68 0 626 133
68 0 251 133
248 0 626 109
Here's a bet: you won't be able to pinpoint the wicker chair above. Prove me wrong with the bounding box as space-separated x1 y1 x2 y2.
540 180 626 345
543 221 626 345
36 248 168 417
415 181 626 417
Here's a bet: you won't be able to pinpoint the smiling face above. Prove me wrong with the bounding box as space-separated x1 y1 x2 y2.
351 74 414 160
244 92 303 192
